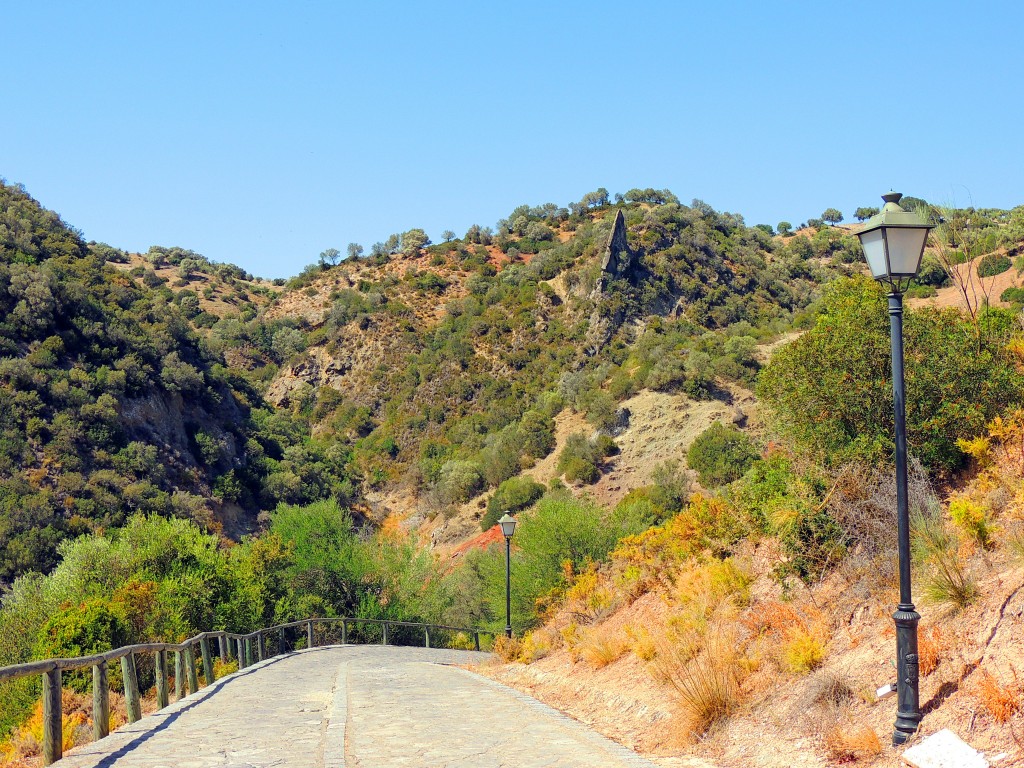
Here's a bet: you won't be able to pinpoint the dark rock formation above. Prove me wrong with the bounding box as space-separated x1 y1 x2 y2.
597 209 633 289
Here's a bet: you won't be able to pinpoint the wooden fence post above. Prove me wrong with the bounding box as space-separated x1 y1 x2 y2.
93 660 109 740
382 623 388 645
200 637 215 685
424 627 430 648
184 646 199 694
155 650 169 708
341 619 347 645
42 667 62 765
174 650 185 699
474 632 480 652
257 632 266 661
307 620 314 649
278 627 286 656
121 652 142 723
218 634 227 660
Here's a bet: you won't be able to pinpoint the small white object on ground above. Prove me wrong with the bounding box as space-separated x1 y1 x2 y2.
876 682 897 700
902 728 989 768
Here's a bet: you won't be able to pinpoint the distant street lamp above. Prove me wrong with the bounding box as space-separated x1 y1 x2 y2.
497 513 517 639
855 192 935 746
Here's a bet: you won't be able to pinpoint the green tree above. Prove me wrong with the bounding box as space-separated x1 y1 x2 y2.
758 276 1024 470
687 422 759 487
319 248 341 267
854 206 879 222
482 476 545 530
777 221 793 236
441 230 456 243
821 208 844 226
400 229 430 256
346 243 363 260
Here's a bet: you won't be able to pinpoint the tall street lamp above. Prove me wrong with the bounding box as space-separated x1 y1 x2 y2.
497 513 517 639
855 192 935 745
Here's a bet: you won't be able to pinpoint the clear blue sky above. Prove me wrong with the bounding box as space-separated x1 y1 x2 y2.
4 1 1022 279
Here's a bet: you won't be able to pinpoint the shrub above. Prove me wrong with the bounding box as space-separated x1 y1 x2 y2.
782 625 825 673
436 460 485 504
977 253 1012 278
556 433 614 485
1000 286 1024 305
482 476 545 531
912 507 978 613
493 634 522 663
687 422 758 487
758 276 1024 471
948 497 993 548
823 722 882 761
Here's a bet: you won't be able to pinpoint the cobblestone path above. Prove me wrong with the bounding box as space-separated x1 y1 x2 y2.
52 645 659 768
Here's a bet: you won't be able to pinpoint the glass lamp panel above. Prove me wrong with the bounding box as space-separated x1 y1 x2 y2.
858 228 888 279
885 227 928 277
498 515 517 537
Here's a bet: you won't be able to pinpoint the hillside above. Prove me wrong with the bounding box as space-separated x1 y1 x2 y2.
0 181 355 581
4 182 1024 765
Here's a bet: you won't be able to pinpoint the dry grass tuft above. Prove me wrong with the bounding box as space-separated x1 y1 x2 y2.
625 624 657 661
519 627 561 663
1007 523 1024 564
917 625 943 677
653 629 743 739
808 670 854 708
493 634 522 663
744 600 828 675
578 626 627 669
823 721 882 761
973 668 1022 724
913 508 979 614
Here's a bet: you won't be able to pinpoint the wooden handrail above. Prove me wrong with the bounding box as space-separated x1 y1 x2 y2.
0 617 496 765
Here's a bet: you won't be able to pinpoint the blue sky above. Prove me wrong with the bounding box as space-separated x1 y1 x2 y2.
4 1 1022 278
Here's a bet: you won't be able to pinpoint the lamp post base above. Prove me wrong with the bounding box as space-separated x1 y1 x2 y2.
505 626 512 639
892 604 922 746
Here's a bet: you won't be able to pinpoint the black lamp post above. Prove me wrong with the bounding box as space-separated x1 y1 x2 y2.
855 192 935 746
497 513 517 638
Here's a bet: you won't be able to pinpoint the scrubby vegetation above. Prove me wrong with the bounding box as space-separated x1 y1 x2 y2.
5 180 1024 762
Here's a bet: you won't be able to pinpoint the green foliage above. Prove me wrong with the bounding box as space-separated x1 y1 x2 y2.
820 208 843 226
467 494 652 632
729 454 844 583
948 497 993 549
977 253 1011 278
758 276 1024 470
912 505 979 613
1000 286 1024 305
687 422 758 487
482 476 545 530
557 432 615 484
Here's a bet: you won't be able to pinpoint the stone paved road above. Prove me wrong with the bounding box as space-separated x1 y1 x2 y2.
53 645 659 768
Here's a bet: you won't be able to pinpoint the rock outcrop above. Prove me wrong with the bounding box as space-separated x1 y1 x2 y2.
586 209 635 353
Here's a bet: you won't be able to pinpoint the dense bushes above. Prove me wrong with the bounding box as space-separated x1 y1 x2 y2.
977 253 1011 278
557 432 616 484
482 476 545 530
758 276 1024 471
0 505 458 734
463 493 654 631
687 423 759 487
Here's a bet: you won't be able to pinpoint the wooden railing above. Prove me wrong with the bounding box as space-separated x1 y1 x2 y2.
0 617 495 765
